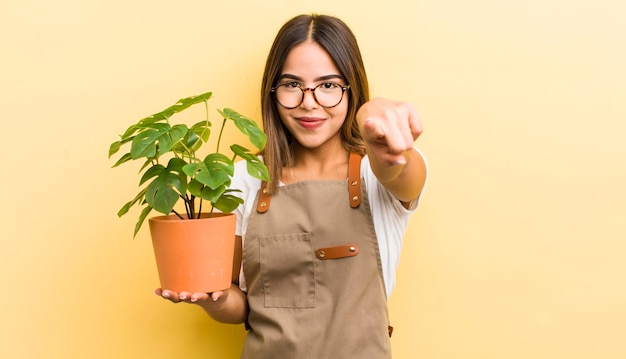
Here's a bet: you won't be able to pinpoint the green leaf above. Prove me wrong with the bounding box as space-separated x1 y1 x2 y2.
218 108 267 151
138 157 155 172
111 152 132 168
129 122 190 160
144 163 187 214
231 144 270 181
166 157 187 174
110 136 135 161
187 179 226 203
120 124 140 140
158 124 188 155
246 158 270 181
190 120 211 143
213 191 244 213
182 162 205 180
173 122 209 155
130 127 167 159
181 120 211 152
134 206 153 238
155 92 213 119
183 153 233 189
141 113 169 123
139 164 165 186
109 141 121 158
117 188 148 217
117 201 133 218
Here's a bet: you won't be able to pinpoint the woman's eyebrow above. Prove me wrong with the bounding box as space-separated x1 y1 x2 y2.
278 73 344 82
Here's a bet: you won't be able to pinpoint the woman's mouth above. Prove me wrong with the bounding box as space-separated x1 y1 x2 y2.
296 117 324 130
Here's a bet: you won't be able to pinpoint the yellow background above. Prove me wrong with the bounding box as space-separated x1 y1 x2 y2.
1 0 625 358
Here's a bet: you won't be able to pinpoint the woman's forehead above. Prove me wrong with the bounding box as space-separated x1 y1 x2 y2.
281 41 340 79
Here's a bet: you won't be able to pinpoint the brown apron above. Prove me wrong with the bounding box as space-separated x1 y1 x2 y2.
241 152 392 359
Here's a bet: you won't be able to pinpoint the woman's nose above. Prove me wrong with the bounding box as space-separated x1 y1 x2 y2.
300 88 319 109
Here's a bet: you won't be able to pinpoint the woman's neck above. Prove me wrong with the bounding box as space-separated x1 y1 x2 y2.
281 145 349 184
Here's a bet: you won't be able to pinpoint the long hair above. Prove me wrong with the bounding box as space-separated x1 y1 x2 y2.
260 14 370 192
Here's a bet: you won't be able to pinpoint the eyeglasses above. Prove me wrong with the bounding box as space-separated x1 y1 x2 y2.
271 82 350 109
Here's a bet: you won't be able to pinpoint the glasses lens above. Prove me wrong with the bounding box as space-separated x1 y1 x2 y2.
315 83 345 108
274 84 302 109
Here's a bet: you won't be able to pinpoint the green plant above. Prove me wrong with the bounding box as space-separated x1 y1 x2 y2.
109 91 269 237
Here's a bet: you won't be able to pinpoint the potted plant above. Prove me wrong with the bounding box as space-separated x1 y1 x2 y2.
109 91 269 293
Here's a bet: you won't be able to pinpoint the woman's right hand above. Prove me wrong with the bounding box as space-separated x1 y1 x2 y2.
154 284 248 324
154 288 228 304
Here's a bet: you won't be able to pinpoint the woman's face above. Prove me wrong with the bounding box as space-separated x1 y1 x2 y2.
275 41 349 151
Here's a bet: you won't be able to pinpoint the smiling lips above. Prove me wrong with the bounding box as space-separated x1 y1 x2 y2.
296 117 324 130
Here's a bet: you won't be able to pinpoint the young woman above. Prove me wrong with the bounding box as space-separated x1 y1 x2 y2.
156 14 427 358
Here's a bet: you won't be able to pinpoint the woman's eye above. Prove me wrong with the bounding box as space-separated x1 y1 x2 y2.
321 82 338 89
284 81 300 88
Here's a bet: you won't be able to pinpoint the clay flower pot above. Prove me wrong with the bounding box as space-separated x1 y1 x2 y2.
148 212 236 293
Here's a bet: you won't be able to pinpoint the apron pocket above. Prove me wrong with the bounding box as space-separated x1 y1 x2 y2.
259 232 315 308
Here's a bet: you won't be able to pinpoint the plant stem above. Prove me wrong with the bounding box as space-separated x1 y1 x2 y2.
171 209 184 220
187 195 195 219
204 99 210 123
216 118 227 153
181 194 189 219
197 199 203 219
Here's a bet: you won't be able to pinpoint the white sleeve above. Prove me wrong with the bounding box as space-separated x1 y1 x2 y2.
230 158 262 293
231 159 262 238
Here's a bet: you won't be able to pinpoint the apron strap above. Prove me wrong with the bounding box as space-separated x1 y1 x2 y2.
257 151 363 213
348 151 363 208
257 181 271 213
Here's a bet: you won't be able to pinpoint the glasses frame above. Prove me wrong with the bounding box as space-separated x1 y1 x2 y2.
270 83 351 109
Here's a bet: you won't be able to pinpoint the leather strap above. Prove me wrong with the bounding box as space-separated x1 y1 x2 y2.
315 243 359 260
348 151 363 208
256 181 271 213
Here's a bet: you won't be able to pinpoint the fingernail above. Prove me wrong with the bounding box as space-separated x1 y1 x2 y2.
162 292 170 298
191 298 198 302
180 294 187 300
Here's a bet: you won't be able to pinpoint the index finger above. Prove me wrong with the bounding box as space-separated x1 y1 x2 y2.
405 103 423 140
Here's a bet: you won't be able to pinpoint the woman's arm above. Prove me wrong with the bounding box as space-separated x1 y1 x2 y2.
357 98 427 207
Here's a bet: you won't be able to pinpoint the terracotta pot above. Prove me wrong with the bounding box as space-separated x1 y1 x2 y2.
148 212 236 293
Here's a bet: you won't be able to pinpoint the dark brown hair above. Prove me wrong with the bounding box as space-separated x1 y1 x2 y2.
260 14 370 192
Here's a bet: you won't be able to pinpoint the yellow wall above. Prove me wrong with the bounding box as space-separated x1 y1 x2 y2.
1 0 624 358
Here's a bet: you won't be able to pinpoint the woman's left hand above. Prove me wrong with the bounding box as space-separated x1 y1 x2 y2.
357 97 423 166
357 97 426 205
